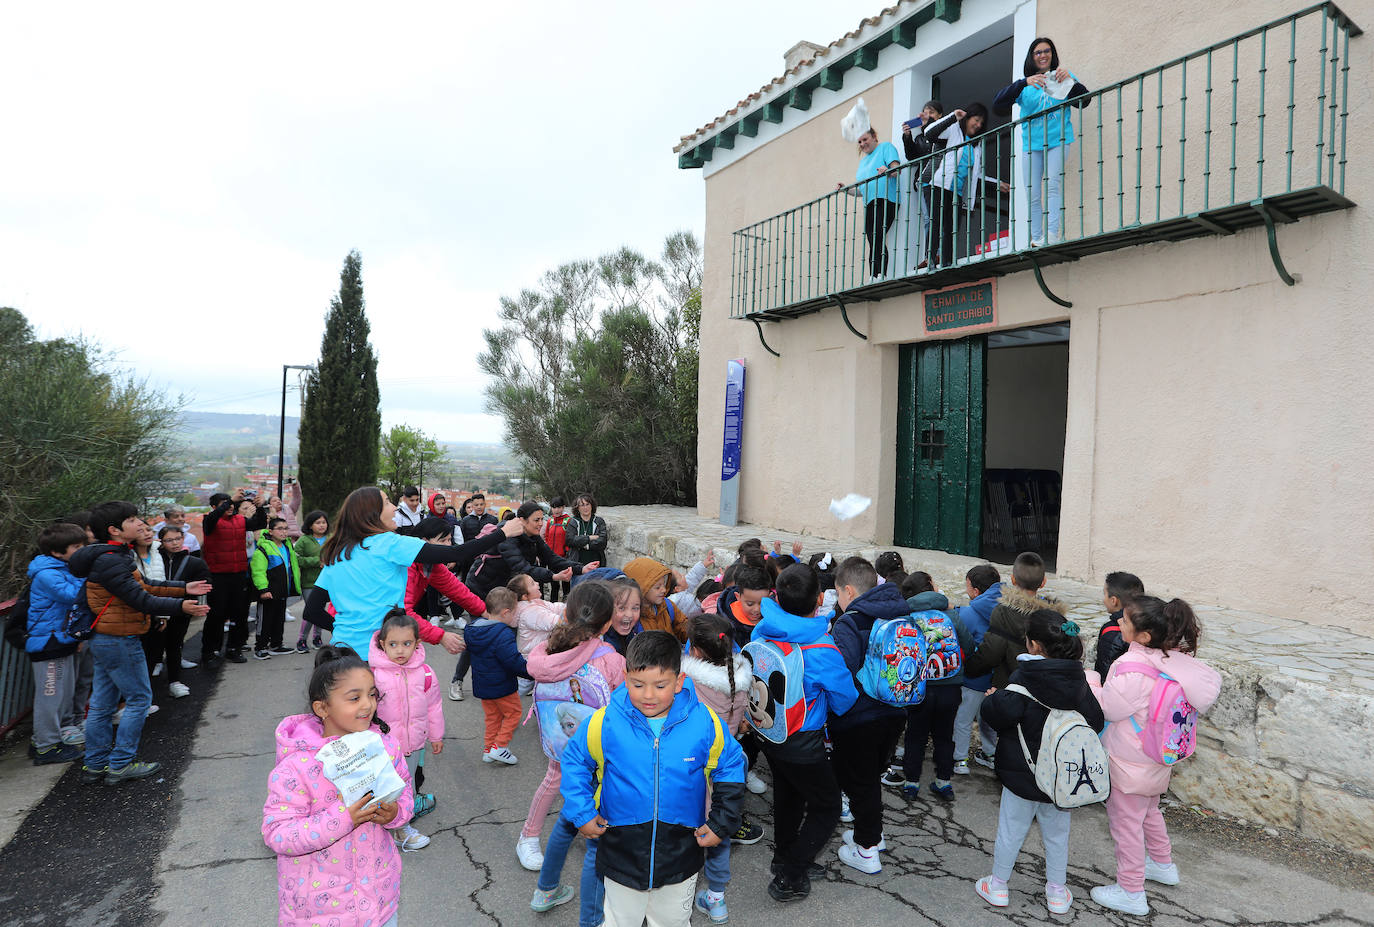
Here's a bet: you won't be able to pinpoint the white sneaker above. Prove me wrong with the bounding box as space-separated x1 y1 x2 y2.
842 829 886 852
1090 883 1149 916
284 612 297 621
952 758 971 775
395 824 430 852
1045 882 1073 914
516 835 544 871
180 658 198 669
60 726 85 746
837 844 882 874
113 707 124 725
448 681 464 702
168 682 191 699
152 663 164 677
1144 857 1180 885
485 746 518 765
840 794 853 823
146 704 159 717
746 771 767 794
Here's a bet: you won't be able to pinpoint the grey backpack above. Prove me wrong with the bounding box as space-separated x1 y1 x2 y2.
1004 684 1110 810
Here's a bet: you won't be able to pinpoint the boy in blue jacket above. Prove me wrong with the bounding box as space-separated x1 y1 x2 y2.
561 630 746 927
953 564 1002 774
828 556 910 874
463 586 531 765
751 563 857 902
25 522 89 765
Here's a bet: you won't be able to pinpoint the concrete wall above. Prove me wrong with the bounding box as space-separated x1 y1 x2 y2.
692 0 1374 635
985 343 1068 472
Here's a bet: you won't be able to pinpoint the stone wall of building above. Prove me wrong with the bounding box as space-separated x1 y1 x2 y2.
598 505 1374 860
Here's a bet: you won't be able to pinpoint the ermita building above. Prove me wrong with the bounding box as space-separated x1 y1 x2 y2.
676 0 1372 637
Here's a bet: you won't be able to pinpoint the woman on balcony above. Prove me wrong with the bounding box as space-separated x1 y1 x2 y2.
994 37 1090 247
838 128 902 280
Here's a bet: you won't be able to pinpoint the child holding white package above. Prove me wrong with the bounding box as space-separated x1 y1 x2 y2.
369 610 445 853
262 645 414 927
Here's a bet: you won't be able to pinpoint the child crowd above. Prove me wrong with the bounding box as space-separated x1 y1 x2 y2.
251 506 1222 926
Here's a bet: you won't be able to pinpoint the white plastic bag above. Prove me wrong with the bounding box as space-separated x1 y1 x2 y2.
315 730 406 810
841 98 871 143
829 493 872 521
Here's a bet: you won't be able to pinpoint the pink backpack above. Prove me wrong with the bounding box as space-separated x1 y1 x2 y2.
1115 661 1197 766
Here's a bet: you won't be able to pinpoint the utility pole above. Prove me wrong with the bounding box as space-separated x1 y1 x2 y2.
278 364 313 498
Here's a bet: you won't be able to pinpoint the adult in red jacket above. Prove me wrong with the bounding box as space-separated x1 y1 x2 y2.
404 517 486 654
200 491 267 666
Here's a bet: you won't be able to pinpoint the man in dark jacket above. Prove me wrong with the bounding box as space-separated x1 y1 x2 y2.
827 557 909 873
72 501 210 785
200 491 267 666
1094 571 1143 681
459 493 498 542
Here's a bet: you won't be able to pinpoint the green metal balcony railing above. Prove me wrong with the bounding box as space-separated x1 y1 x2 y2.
729 3 1361 322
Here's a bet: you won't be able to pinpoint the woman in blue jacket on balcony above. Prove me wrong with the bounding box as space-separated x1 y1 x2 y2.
838 128 902 280
994 37 1089 246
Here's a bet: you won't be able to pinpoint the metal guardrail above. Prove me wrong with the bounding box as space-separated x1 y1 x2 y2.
0 599 34 739
730 3 1360 320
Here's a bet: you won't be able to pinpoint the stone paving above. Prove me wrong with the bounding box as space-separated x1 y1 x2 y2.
597 505 1374 859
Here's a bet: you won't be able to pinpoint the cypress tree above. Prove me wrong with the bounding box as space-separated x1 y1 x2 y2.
298 250 381 515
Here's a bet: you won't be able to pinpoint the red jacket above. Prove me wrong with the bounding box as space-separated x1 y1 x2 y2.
404 562 485 645
542 512 570 558
203 513 249 573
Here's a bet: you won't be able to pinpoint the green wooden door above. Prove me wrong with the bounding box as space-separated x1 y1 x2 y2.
895 337 985 555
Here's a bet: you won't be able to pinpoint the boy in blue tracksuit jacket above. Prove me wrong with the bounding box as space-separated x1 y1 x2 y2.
561 630 746 927
750 564 857 902
25 522 89 765
953 565 1002 771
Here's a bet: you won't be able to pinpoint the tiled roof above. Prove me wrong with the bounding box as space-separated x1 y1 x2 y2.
672 3 904 154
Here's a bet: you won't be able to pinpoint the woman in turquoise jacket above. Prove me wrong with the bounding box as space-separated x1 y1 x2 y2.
994 37 1089 246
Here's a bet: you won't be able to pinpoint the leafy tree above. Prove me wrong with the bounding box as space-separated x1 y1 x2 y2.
480 232 701 505
378 424 448 499
0 307 180 595
298 251 381 516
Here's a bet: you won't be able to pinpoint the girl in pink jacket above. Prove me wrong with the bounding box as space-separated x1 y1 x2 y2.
262 645 414 927
369 612 445 854
1088 595 1221 917
518 580 624 875
511 573 566 656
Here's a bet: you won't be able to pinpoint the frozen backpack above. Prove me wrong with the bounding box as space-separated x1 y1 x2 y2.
742 637 839 744
1115 661 1198 765
911 609 963 682
1005 684 1110 810
532 645 615 761
856 616 928 707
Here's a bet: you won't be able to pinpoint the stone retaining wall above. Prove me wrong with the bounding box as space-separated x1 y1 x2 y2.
597 505 1374 859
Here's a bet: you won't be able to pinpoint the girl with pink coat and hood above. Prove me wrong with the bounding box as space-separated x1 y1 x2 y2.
1088 595 1222 917
262 645 414 927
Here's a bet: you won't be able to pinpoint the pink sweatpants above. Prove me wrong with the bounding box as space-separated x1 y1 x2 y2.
1105 789 1173 893
521 758 562 838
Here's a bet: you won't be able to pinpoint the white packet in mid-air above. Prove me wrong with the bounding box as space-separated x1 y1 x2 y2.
315 730 406 810
829 493 872 521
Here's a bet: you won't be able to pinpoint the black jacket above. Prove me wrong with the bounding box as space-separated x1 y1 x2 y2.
1093 610 1129 680
902 111 959 186
459 512 497 543
566 515 608 567
980 656 1105 803
828 582 911 730
161 548 210 586
464 532 583 599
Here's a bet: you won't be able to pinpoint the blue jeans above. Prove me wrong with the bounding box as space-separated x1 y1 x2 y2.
1024 146 1067 242
84 633 153 770
538 814 603 927
703 838 731 893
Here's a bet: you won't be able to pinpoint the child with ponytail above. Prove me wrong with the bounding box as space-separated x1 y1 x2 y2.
524 580 625 927
1089 595 1221 917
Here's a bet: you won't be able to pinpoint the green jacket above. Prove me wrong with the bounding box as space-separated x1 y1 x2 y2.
250 537 301 599
293 534 325 590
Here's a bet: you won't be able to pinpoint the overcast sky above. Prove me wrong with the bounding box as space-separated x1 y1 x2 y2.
1 1 872 443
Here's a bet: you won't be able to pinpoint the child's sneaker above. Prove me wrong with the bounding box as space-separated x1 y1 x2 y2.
930 780 955 801
394 824 430 852
746 770 767 794
952 758 971 775
80 764 107 785
975 876 1009 907
32 743 82 765
530 884 574 913
879 765 906 787
893 742 905 762
694 889 729 924
837 843 882 874
60 725 85 746
311 636 323 649
972 749 996 769
168 681 191 699
901 783 921 801
732 817 764 845
839 793 853 823
253 649 271 660
104 760 162 785
841 829 886 852
485 746 518 765
1090 883 1150 916
1045 881 1073 914
449 681 464 701
414 793 437 818
1144 857 1180 885
268 645 296 656
516 835 544 871
295 642 310 654
767 871 810 903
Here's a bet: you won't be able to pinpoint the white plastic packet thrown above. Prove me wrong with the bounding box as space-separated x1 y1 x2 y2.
829 493 872 521
840 97 871 143
315 730 406 810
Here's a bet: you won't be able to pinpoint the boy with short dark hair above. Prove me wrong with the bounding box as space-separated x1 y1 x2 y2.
828 556 910 874
752 564 857 902
1094 571 1144 680
463 586 530 765
71 501 211 785
561 630 746 927
716 564 771 650
953 563 1003 773
965 552 1068 692
250 516 301 659
542 496 571 603
25 522 89 765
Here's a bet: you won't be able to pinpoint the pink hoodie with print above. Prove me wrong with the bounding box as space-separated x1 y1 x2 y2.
1090 641 1222 795
526 633 626 688
262 713 414 927
368 637 445 756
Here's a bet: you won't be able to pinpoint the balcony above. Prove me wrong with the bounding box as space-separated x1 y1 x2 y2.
729 3 1361 330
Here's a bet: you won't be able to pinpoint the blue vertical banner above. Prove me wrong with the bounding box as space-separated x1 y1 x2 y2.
720 359 746 526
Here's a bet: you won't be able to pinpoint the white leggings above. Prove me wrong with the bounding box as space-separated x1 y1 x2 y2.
1024 146 1067 242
